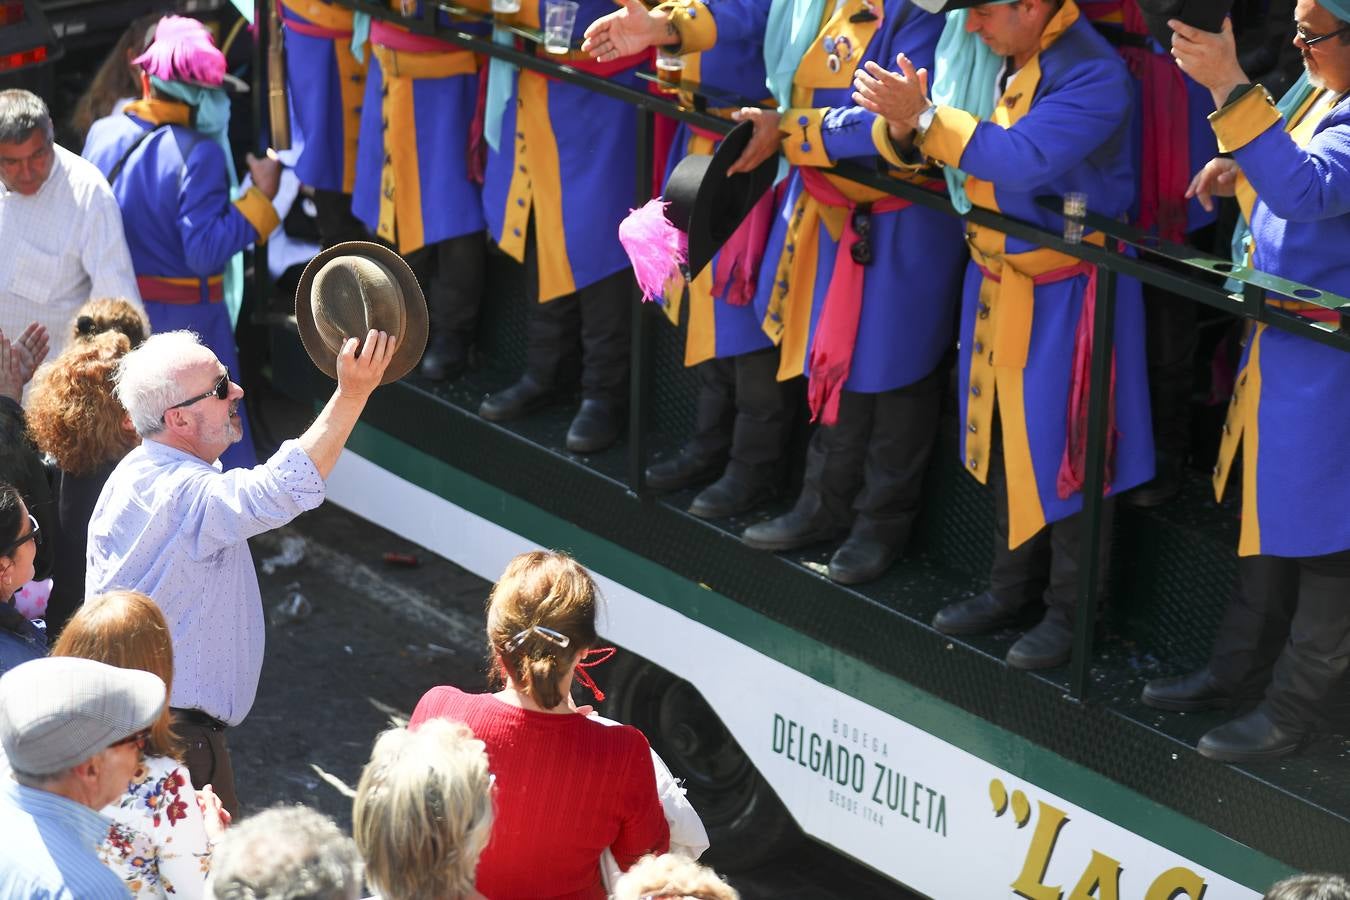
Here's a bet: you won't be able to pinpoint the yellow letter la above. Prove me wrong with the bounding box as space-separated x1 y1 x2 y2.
1012 801 1071 900
1067 851 1122 900
1144 867 1208 900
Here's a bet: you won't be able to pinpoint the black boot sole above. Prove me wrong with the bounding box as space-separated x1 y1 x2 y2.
741 525 847 552
478 389 560 423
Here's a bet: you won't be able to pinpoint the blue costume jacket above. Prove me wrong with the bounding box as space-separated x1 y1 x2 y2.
83 99 278 471
282 0 368 194
482 0 644 300
1208 84 1350 558
352 2 488 253
906 0 1153 548
658 0 774 366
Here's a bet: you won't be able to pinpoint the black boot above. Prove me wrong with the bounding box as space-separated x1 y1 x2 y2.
741 489 848 550
1005 609 1075 670
828 375 942 585
740 395 867 547
646 359 735 492
410 233 485 382
688 461 778 519
479 374 562 421
932 591 1037 635
1197 708 1305 762
566 398 625 454
1142 668 1245 712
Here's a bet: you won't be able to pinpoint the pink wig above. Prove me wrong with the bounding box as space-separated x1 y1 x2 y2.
132 15 226 87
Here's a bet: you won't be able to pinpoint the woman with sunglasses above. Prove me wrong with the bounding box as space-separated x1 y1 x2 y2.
0 481 46 675
51 589 227 899
410 550 669 899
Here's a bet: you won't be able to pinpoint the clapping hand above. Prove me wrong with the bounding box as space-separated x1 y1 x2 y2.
853 53 931 144
582 0 676 62
0 322 49 402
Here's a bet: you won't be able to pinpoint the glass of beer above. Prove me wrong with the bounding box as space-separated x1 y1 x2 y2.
656 49 684 94
543 0 579 54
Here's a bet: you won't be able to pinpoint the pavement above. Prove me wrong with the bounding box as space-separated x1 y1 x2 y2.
236 498 914 898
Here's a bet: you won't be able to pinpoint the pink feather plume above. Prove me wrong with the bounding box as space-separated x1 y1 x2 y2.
618 199 687 304
133 16 227 87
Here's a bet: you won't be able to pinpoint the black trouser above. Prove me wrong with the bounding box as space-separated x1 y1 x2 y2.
407 231 486 353
723 348 799 483
173 709 238 818
1139 224 1214 468
683 358 736 464
987 409 1116 619
310 188 369 249
522 226 632 405
1207 554 1299 697
799 368 942 545
1233 549 1350 732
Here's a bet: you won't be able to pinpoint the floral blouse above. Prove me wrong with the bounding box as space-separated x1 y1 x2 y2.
99 754 213 899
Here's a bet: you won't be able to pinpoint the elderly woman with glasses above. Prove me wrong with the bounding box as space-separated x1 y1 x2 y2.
410 550 669 899
0 481 46 674
52 589 228 899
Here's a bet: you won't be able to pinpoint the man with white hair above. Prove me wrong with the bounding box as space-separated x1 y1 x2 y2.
0 656 166 898
86 326 395 815
207 805 361 900
0 89 141 360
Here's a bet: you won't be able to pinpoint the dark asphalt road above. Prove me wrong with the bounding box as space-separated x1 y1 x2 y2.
235 502 917 899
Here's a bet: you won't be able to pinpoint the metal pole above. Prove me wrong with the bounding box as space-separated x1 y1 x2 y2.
1069 265 1118 700
627 107 656 496
251 0 271 320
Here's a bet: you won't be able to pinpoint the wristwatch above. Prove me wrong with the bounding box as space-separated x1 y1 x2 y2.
916 103 938 139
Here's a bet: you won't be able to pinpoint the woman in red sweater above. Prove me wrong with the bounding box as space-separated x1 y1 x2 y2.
409 550 670 900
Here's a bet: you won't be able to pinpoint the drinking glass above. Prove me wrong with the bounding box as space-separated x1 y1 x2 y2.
492 0 521 14
543 0 580 54
656 49 685 94
1062 191 1087 245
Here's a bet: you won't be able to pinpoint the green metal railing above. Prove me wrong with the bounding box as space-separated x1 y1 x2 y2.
270 1 1350 700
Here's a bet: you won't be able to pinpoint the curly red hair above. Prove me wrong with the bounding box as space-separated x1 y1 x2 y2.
26 332 139 476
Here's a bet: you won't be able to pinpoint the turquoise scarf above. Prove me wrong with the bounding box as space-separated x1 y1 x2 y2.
150 76 246 328
930 4 1015 214
1228 72 1314 274
484 26 518 152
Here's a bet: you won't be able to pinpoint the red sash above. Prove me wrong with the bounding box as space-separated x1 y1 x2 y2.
799 167 915 426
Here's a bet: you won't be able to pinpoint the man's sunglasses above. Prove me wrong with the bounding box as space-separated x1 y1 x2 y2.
161 373 230 423
0 514 41 557
1297 22 1350 46
110 728 150 752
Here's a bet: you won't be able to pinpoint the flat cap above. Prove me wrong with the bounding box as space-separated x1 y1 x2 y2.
0 657 165 776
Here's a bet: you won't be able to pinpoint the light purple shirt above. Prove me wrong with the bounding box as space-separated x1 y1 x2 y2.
86 439 325 725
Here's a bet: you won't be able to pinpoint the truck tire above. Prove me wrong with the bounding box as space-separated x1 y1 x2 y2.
599 648 803 872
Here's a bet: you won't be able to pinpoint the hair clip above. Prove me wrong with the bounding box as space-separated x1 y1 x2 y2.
501 625 571 653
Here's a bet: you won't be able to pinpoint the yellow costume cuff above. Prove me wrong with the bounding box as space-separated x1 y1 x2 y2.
918 105 978 169
659 0 717 54
1209 84 1281 153
781 108 832 167
871 115 924 171
234 187 281 243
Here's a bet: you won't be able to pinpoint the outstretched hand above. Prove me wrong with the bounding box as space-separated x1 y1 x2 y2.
582 0 675 62
336 329 396 398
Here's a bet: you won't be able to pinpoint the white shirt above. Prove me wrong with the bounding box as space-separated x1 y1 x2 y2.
86 439 326 725
0 143 142 356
